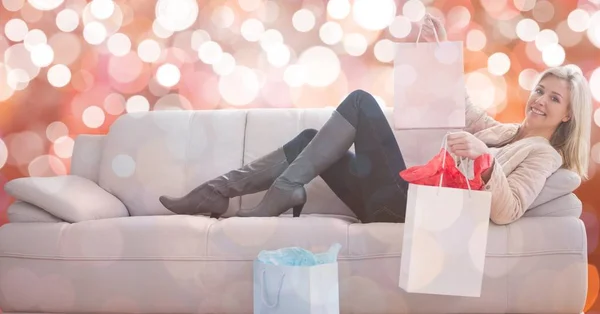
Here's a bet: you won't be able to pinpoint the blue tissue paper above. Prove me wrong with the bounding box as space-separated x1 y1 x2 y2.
257 243 342 266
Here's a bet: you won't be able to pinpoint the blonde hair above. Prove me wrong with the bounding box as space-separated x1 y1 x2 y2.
532 64 593 180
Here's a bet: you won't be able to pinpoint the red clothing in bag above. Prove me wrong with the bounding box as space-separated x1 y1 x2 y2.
399 148 493 190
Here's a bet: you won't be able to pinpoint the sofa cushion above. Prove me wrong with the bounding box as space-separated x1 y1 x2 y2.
4 175 129 223
7 201 63 223
529 168 581 209
97 110 246 216
524 193 582 218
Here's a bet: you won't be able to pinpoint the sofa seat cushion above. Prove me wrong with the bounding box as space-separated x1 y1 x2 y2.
0 215 586 314
0 215 584 261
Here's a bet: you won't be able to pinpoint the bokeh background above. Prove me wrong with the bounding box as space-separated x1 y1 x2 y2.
0 0 599 311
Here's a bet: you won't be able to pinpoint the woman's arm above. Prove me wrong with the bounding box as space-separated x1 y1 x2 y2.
483 147 562 225
464 94 501 134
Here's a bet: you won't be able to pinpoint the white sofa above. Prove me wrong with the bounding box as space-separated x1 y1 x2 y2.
0 108 588 314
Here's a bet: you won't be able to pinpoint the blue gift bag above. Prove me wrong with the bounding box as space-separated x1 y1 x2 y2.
253 245 341 314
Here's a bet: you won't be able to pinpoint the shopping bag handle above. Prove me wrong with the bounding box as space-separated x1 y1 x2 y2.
260 269 285 308
415 15 440 45
439 134 472 194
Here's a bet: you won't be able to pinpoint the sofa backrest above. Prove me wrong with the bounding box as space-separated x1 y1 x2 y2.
70 108 581 219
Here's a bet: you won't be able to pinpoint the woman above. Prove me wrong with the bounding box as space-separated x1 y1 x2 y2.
159 16 592 225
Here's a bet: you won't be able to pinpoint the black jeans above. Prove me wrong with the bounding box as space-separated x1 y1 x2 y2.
282 90 408 223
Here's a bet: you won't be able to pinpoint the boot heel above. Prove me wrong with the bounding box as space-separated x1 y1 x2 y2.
210 212 221 219
293 204 304 217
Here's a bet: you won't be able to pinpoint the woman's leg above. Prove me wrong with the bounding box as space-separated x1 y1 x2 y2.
335 90 408 223
159 130 323 217
237 89 409 222
286 129 366 216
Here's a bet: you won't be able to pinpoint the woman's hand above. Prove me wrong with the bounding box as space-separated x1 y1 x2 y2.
420 13 448 42
446 131 490 160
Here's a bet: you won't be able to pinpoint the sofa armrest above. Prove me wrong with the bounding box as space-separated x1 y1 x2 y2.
7 201 64 223
4 175 129 223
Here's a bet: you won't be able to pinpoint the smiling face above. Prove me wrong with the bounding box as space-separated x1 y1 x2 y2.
524 74 572 137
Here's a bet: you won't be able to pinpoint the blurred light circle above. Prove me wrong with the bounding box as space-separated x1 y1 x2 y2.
112 154 135 178
402 0 426 22
137 39 161 63
466 29 487 51
267 43 291 68
297 46 340 87
592 142 600 164
7 69 30 90
257 1 280 23
541 44 565 67
191 29 211 50
532 0 554 23
283 64 306 87
0 64 14 102
30 43 54 67
23 29 47 51
212 52 236 76
514 0 536 11
293 9 316 33
91 0 115 20
518 68 539 90
327 0 350 20
241 18 264 42
466 71 496 110
218 65 260 106
155 0 198 32
56 9 80 33
82 106 105 129
28 155 66 177
239 0 262 12
535 29 558 51
46 121 69 142
259 29 284 51
353 0 396 31
568 9 590 32
7 131 43 166
0 137 7 169
516 18 539 42
447 6 471 30
4 43 40 85
343 33 368 56
83 21 108 45
211 5 235 28
487 52 511 76
27 0 63 11
4 19 29 42
104 93 126 115
556 20 584 48
152 19 173 39
198 41 223 65
126 95 150 113
108 52 143 83
590 68 600 102
373 39 396 63
47 64 71 87
156 63 181 87
48 33 82 66
2 0 25 12
389 15 412 39
319 21 343 45
154 93 193 110
53 136 74 158
587 11 600 49
107 33 131 56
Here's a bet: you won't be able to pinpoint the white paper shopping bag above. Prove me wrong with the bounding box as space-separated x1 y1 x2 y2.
253 260 340 314
399 135 492 297
393 21 466 129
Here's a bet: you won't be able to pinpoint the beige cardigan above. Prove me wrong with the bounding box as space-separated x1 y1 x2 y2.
464 96 563 225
